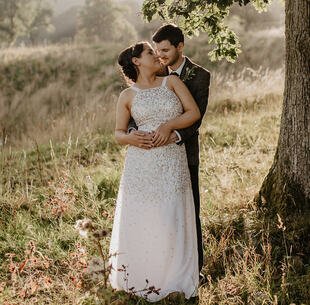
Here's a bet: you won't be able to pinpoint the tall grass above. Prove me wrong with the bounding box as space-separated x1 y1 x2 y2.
0 94 285 304
0 44 284 150
0 44 122 148
2 44 306 304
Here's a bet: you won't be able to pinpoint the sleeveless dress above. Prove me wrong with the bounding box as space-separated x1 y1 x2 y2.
109 77 199 302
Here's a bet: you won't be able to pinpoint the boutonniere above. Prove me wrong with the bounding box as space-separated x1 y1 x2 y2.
181 66 196 82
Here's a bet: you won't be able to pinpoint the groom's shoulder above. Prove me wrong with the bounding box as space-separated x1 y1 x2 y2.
186 57 210 78
193 62 210 78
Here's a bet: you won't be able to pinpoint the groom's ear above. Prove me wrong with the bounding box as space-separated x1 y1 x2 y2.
177 42 184 53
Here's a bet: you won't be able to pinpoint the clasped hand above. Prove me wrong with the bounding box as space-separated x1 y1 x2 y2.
128 124 177 149
152 123 172 147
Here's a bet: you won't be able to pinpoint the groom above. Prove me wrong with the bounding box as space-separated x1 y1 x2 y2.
129 24 210 275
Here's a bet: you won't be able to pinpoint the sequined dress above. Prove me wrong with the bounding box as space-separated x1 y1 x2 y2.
109 76 199 302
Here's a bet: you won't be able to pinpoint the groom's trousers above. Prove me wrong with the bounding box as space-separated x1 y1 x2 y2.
188 165 203 272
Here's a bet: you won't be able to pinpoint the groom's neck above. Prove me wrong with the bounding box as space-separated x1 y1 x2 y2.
170 55 185 71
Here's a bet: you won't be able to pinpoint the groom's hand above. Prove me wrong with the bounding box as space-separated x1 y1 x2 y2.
127 130 154 149
153 123 172 147
167 131 179 144
153 131 178 147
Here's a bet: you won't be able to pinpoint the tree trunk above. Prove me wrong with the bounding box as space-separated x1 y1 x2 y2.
256 0 310 300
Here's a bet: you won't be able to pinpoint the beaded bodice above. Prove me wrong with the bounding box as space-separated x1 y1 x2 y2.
131 77 183 132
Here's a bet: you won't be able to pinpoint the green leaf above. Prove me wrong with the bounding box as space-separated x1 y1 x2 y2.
141 0 249 62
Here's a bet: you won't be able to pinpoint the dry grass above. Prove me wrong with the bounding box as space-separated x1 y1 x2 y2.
2 44 306 304
0 93 284 304
209 67 284 111
0 43 284 151
0 43 122 148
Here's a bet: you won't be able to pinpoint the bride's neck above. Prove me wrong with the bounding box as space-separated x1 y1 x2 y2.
136 71 157 86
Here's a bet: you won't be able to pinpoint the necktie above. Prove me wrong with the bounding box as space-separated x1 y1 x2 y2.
170 72 179 76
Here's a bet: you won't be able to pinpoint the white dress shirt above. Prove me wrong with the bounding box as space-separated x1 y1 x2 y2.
168 57 186 76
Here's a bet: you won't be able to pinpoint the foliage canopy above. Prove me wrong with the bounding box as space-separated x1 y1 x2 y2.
142 0 271 62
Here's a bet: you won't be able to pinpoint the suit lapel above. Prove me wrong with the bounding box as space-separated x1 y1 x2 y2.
162 57 194 80
180 57 193 81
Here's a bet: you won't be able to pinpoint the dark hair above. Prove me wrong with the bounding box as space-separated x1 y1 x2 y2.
152 24 184 47
118 42 145 83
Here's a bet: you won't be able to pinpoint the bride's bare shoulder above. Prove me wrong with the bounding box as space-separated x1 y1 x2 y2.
167 75 180 83
119 87 135 100
166 74 182 90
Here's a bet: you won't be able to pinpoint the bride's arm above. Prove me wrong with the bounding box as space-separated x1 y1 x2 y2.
153 75 201 146
115 89 154 149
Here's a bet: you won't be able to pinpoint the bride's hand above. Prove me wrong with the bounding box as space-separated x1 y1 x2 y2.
153 123 172 147
127 130 154 149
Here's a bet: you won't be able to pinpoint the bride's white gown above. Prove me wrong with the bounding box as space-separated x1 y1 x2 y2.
109 77 199 302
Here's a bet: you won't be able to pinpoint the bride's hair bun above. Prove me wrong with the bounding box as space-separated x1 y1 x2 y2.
118 42 145 83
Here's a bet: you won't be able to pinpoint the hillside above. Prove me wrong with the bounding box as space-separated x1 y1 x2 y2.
0 43 284 149
0 44 123 147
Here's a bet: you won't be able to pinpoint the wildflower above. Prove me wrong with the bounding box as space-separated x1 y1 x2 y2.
74 218 94 238
93 229 108 239
181 66 196 82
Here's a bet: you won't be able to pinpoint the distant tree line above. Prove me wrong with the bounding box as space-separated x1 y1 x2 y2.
0 0 53 45
0 0 137 46
0 0 284 51
76 0 137 44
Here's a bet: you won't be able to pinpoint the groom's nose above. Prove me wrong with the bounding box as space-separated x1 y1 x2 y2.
155 50 163 57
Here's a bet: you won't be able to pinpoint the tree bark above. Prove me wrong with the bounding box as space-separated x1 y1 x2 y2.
281 0 310 198
256 0 310 295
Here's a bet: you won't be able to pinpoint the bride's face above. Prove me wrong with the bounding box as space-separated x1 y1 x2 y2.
134 43 161 71
155 40 182 67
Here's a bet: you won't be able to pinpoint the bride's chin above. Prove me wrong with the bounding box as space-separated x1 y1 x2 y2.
154 65 165 76
154 62 165 72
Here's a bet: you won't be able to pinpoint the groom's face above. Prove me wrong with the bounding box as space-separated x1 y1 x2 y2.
154 40 182 67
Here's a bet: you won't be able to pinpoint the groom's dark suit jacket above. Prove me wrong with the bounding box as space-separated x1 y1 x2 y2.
128 57 211 165
174 57 210 165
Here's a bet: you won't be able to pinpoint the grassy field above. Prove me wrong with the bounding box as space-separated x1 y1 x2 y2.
0 44 122 148
1 44 297 304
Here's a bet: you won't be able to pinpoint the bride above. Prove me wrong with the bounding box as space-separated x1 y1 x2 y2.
109 41 200 302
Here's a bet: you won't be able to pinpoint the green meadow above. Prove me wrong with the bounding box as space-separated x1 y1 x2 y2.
0 44 299 304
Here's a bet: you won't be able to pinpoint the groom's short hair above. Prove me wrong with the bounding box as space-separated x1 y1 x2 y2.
152 24 184 47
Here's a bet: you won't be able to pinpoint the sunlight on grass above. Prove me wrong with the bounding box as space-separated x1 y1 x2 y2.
0 44 291 304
